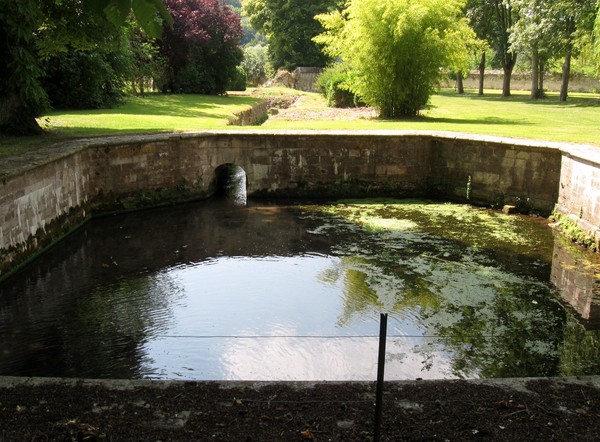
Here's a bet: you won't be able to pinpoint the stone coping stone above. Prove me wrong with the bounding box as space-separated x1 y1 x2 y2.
2 130 599 181
1 374 600 391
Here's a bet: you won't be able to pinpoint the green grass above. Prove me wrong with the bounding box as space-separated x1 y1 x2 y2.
261 88 600 146
0 93 261 158
0 87 598 159
42 93 261 135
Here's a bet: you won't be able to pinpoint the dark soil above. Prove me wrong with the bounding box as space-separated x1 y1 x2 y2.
1 377 599 441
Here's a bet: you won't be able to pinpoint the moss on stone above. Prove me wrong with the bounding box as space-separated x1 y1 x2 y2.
552 211 599 252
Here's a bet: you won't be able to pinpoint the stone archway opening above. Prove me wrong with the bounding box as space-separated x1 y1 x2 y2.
214 163 247 206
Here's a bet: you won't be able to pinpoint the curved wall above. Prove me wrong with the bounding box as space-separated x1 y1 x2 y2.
0 130 596 278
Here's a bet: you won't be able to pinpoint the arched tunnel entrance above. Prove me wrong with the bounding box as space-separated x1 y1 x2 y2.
214 163 248 205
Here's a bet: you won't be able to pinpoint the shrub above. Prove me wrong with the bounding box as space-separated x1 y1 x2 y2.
241 44 270 85
315 64 360 108
41 49 128 109
315 0 476 117
228 66 247 91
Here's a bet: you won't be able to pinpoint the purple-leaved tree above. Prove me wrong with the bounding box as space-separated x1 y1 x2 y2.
161 0 243 94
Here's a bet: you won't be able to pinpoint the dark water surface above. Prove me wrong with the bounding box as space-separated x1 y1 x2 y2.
1 198 600 380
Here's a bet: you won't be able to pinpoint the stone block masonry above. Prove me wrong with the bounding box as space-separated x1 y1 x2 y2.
0 130 597 278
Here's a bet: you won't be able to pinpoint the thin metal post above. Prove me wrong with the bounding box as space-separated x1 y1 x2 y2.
374 313 388 442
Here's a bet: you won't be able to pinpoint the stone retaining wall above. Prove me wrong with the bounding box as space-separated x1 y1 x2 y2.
555 144 600 246
0 131 597 278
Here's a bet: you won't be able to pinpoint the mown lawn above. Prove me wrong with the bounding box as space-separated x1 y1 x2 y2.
0 93 262 158
261 89 600 146
0 87 598 159
42 93 262 136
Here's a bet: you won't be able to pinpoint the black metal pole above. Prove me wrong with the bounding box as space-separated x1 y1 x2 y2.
374 313 388 442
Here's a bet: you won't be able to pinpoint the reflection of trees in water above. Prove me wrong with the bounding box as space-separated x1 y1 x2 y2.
308 200 600 378
0 267 183 378
319 249 568 379
60 272 183 378
559 322 600 376
0 200 324 378
320 256 440 328
433 283 565 378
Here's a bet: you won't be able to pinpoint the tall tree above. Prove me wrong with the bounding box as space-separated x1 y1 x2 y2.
489 0 520 97
242 0 340 70
510 0 595 100
509 0 555 98
0 0 48 135
0 0 170 136
465 0 496 94
554 0 596 101
161 0 243 94
314 0 477 117
596 5 600 73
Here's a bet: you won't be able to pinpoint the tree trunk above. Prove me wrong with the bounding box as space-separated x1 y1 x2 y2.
502 63 514 97
478 52 485 96
456 71 464 94
0 92 43 136
530 48 543 99
560 50 572 102
538 59 545 98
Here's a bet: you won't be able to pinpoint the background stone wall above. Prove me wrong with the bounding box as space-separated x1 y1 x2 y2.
442 71 600 93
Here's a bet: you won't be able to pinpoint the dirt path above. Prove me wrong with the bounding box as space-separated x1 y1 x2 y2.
1 376 599 441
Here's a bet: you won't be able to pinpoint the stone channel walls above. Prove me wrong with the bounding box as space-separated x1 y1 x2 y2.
0 130 597 279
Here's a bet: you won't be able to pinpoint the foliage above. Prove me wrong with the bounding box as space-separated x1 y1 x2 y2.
0 0 171 136
594 3 600 73
466 0 519 96
0 0 49 135
228 66 248 91
161 0 243 94
37 5 138 109
127 22 168 94
242 0 340 70
41 48 129 109
509 0 597 99
84 0 172 38
241 44 271 85
314 63 359 107
225 0 242 12
508 0 556 97
315 0 477 117
240 15 266 45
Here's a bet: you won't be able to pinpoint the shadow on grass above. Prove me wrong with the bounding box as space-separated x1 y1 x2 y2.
46 94 262 119
377 115 529 126
42 127 179 138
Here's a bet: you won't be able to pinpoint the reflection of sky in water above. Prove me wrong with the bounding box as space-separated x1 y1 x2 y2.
138 255 445 380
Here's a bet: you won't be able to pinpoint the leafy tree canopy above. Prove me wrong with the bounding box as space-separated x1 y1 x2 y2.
161 0 243 94
0 0 170 135
594 3 600 70
242 0 340 70
315 0 477 117
84 0 172 38
508 0 596 99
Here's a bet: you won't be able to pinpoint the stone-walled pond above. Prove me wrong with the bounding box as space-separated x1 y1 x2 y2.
1 198 599 381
